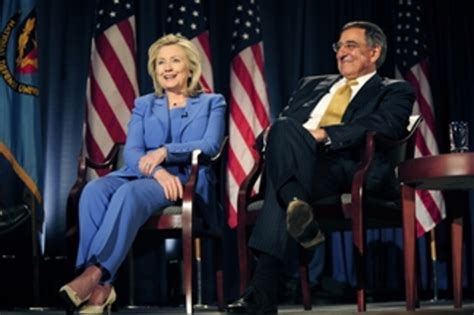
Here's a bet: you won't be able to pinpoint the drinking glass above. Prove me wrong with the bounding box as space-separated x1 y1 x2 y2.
449 121 469 152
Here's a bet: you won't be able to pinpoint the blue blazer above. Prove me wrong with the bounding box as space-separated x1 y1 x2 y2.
110 92 227 232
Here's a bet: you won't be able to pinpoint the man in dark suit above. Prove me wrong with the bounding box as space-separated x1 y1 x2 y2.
226 21 415 314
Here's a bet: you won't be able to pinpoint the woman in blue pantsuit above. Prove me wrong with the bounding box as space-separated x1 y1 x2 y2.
59 34 226 313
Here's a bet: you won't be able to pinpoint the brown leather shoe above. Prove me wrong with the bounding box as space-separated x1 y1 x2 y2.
286 199 325 248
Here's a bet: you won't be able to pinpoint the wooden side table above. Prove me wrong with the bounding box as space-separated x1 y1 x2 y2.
398 152 474 310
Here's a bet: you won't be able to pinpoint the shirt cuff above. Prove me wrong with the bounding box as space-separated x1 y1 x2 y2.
324 135 332 146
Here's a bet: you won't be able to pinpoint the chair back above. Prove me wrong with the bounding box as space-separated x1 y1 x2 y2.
211 137 229 211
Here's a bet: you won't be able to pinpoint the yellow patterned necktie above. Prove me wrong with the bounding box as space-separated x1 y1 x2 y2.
318 79 358 127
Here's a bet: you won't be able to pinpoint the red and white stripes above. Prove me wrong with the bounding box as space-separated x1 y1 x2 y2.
227 42 270 228
192 31 213 92
399 60 446 236
85 15 139 177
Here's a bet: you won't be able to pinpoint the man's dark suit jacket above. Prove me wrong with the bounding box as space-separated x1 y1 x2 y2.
249 73 415 261
282 73 415 195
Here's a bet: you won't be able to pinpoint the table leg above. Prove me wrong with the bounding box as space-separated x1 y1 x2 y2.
452 217 463 308
402 184 416 311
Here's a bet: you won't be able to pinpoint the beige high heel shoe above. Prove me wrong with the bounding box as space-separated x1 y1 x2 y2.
59 285 91 309
79 287 116 314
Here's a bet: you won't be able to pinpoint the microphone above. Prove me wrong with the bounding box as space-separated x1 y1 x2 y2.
181 111 188 118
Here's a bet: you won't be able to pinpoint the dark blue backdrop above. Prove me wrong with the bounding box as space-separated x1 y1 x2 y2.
29 0 474 303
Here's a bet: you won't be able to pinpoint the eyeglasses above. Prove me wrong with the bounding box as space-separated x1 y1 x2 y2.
332 41 361 53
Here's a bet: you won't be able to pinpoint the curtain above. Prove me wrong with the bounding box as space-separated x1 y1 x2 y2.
33 0 474 300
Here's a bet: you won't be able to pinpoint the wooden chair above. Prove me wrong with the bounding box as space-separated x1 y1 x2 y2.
237 116 423 312
66 137 228 314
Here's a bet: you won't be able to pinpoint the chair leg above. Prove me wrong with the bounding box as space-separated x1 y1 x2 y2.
237 225 249 295
352 198 366 311
452 217 463 308
182 233 193 314
402 184 416 311
127 250 135 306
298 247 312 310
354 241 365 311
214 238 225 311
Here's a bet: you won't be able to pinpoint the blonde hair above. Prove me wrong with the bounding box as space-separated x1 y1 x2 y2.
147 34 203 96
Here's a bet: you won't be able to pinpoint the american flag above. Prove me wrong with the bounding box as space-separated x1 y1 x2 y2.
395 0 446 236
85 0 139 177
166 0 213 92
227 0 270 228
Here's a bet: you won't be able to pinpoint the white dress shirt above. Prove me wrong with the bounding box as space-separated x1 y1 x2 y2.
302 71 377 130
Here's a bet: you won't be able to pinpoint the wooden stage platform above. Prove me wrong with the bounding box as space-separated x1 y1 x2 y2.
2 299 473 314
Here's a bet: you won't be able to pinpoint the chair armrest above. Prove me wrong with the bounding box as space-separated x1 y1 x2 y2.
69 143 123 201
351 131 405 198
350 132 376 205
350 118 421 219
374 115 422 153
198 136 228 165
182 137 228 232
181 149 201 225
353 123 422 195
238 154 264 203
84 143 123 169
237 149 265 226
350 132 397 219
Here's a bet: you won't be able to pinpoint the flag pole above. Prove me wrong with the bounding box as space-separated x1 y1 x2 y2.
430 229 438 301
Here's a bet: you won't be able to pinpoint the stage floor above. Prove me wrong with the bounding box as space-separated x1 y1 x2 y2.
2 300 474 314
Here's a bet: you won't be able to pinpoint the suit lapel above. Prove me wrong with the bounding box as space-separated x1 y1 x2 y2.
286 75 340 122
343 74 382 122
179 95 202 138
301 76 339 110
151 96 169 139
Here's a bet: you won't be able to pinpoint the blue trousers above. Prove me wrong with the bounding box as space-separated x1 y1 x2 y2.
76 175 173 283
